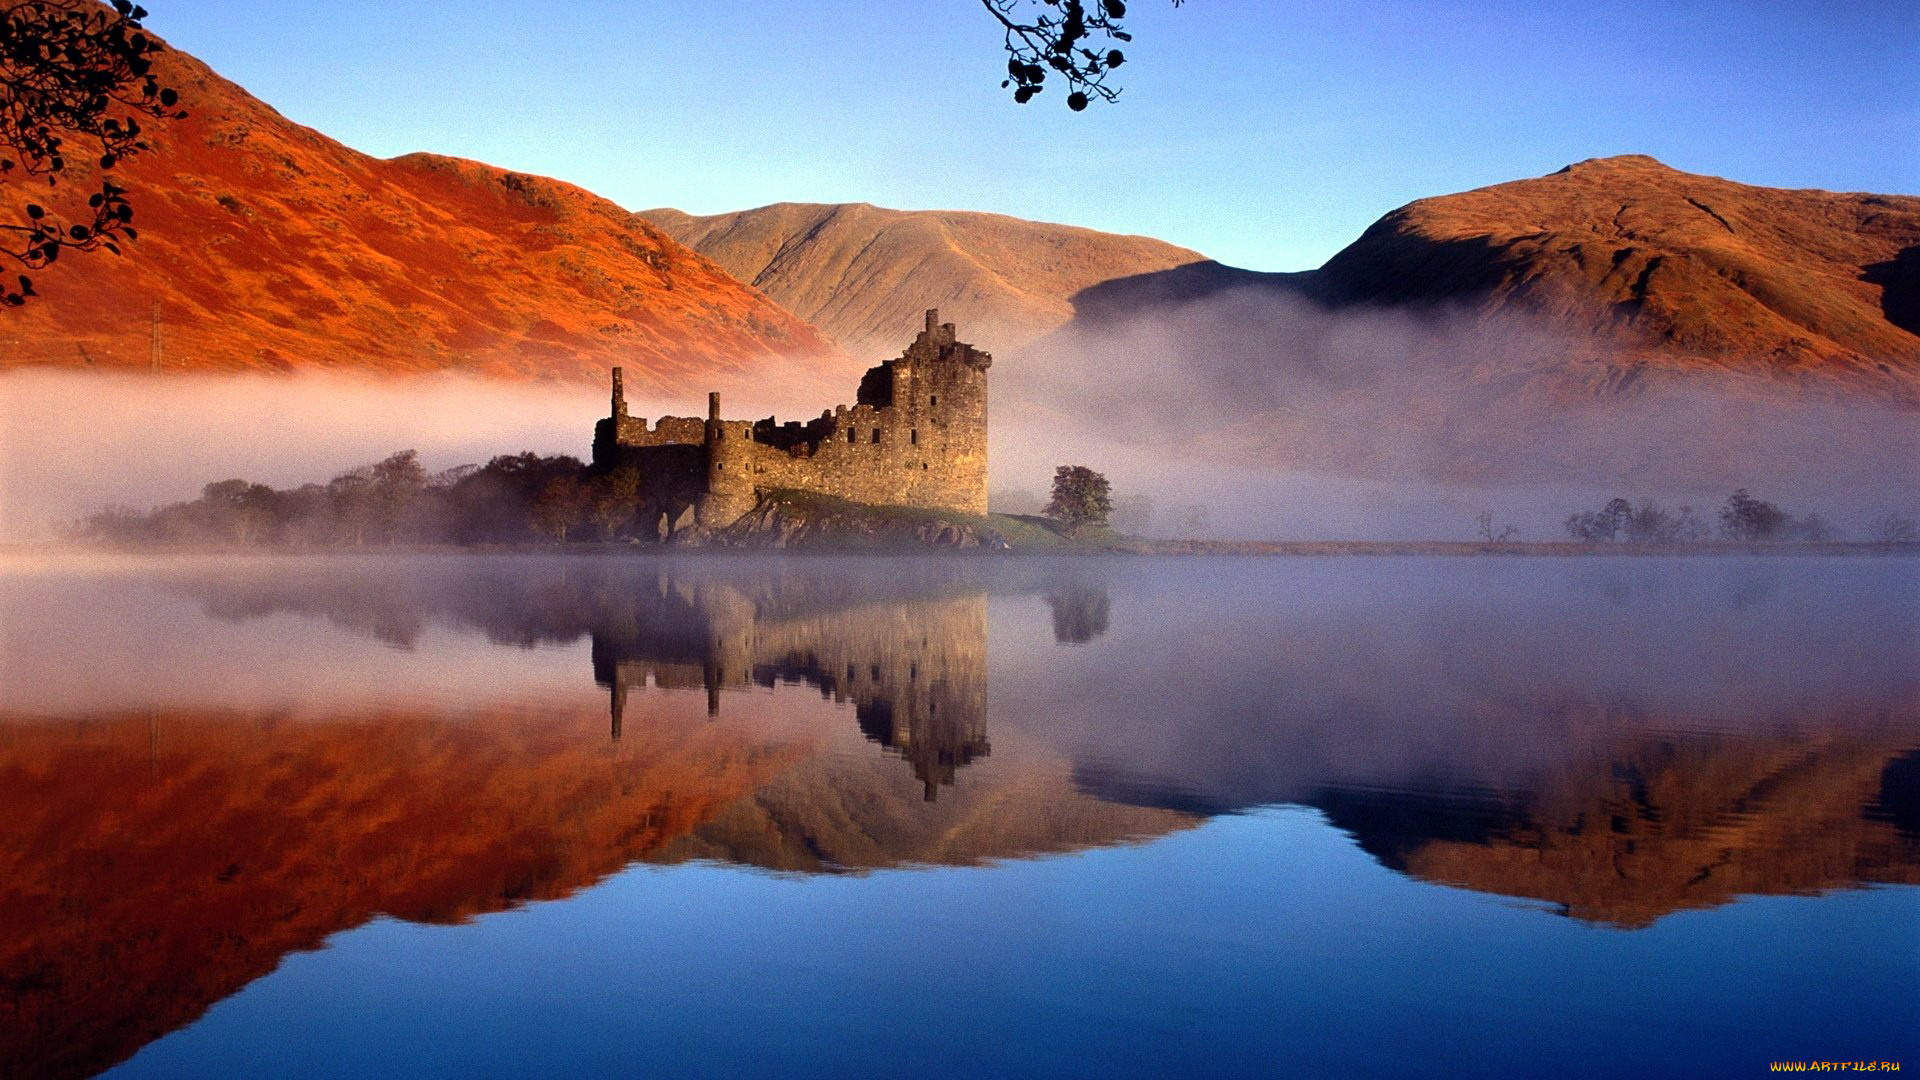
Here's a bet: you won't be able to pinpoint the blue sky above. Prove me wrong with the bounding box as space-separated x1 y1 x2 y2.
143 0 1919 271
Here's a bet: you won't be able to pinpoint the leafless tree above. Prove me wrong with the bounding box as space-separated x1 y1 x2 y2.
1475 509 1519 543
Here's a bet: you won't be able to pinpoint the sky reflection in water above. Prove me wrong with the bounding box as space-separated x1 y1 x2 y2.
0 554 1914 1078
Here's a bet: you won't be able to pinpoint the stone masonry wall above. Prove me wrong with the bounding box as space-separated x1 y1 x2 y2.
595 309 991 530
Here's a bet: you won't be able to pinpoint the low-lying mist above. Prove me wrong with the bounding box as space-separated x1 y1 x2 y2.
992 284 1920 539
0 371 865 543
6 283 1916 545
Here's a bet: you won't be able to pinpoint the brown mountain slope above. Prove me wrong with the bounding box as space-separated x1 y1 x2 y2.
1063 156 1920 397
1313 154 1920 387
0 38 849 394
1012 157 1920 490
642 202 1205 359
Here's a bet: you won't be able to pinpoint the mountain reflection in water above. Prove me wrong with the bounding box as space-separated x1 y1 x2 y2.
0 554 1915 1077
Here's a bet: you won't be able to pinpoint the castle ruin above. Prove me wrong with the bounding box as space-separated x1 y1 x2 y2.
593 309 991 534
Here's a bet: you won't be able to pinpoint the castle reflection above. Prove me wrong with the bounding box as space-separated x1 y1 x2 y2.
2 555 1916 1077
592 579 990 800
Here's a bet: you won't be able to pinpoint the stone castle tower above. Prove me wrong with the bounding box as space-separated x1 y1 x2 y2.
593 310 991 534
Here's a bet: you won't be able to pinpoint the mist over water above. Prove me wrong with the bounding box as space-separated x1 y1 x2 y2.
0 371 841 542
5 286 1917 544
995 286 1920 538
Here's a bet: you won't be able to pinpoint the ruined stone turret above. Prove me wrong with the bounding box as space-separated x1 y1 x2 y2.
593 309 993 534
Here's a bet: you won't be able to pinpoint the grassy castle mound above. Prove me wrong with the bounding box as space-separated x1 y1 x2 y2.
691 490 1128 552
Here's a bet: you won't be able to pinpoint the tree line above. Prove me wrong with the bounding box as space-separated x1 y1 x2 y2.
1558 490 1917 544
73 450 654 547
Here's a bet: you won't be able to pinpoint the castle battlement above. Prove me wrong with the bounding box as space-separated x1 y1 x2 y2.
592 309 991 535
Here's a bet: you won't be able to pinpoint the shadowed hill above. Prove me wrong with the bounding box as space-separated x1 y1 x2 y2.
0 40 850 395
641 202 1206 359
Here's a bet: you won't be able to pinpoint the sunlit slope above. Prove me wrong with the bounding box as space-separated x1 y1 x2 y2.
0 40 850 395
642 202 1205 360
1315 155 1920 393
1015 157 1920 488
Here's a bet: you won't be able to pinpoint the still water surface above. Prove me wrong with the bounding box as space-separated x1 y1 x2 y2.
1 554 1915 1077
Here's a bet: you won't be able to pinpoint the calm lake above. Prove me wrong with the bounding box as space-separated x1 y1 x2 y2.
2 554 1916 1078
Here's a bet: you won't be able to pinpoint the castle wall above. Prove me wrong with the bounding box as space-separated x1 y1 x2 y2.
595 309 991 530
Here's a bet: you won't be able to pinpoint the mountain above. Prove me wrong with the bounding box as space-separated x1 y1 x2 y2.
0 39 849 395
1066 156 1920 399
1312 154 1920 390
641 202 1206 359
1012 157 1920 492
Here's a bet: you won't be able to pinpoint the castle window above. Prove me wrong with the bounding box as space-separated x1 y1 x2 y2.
847 428 857 444
871 429 882 444
929 395 937 406
910 429 918 445
922 463 929 470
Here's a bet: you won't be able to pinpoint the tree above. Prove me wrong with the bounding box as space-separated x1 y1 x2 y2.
981 0 1181 111
196 477 275 544
588 465 642 539
1789 511 1837 542
326 466 376 546
1044 584 1111 644
1044 464 1112 535
1475 509 1519 543
1176 503 1210 538
1108 493 1155 536
1718 488 1789 541
1562 497 1633 542
1621 499 1673 543
2 0 185 305
530 474 590 542
1871 512 1918 544
368 449 426 542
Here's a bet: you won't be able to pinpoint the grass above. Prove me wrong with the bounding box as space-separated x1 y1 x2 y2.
755 490 1130 551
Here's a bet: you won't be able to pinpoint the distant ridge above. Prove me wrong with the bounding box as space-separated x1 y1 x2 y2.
641 202 1206 360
